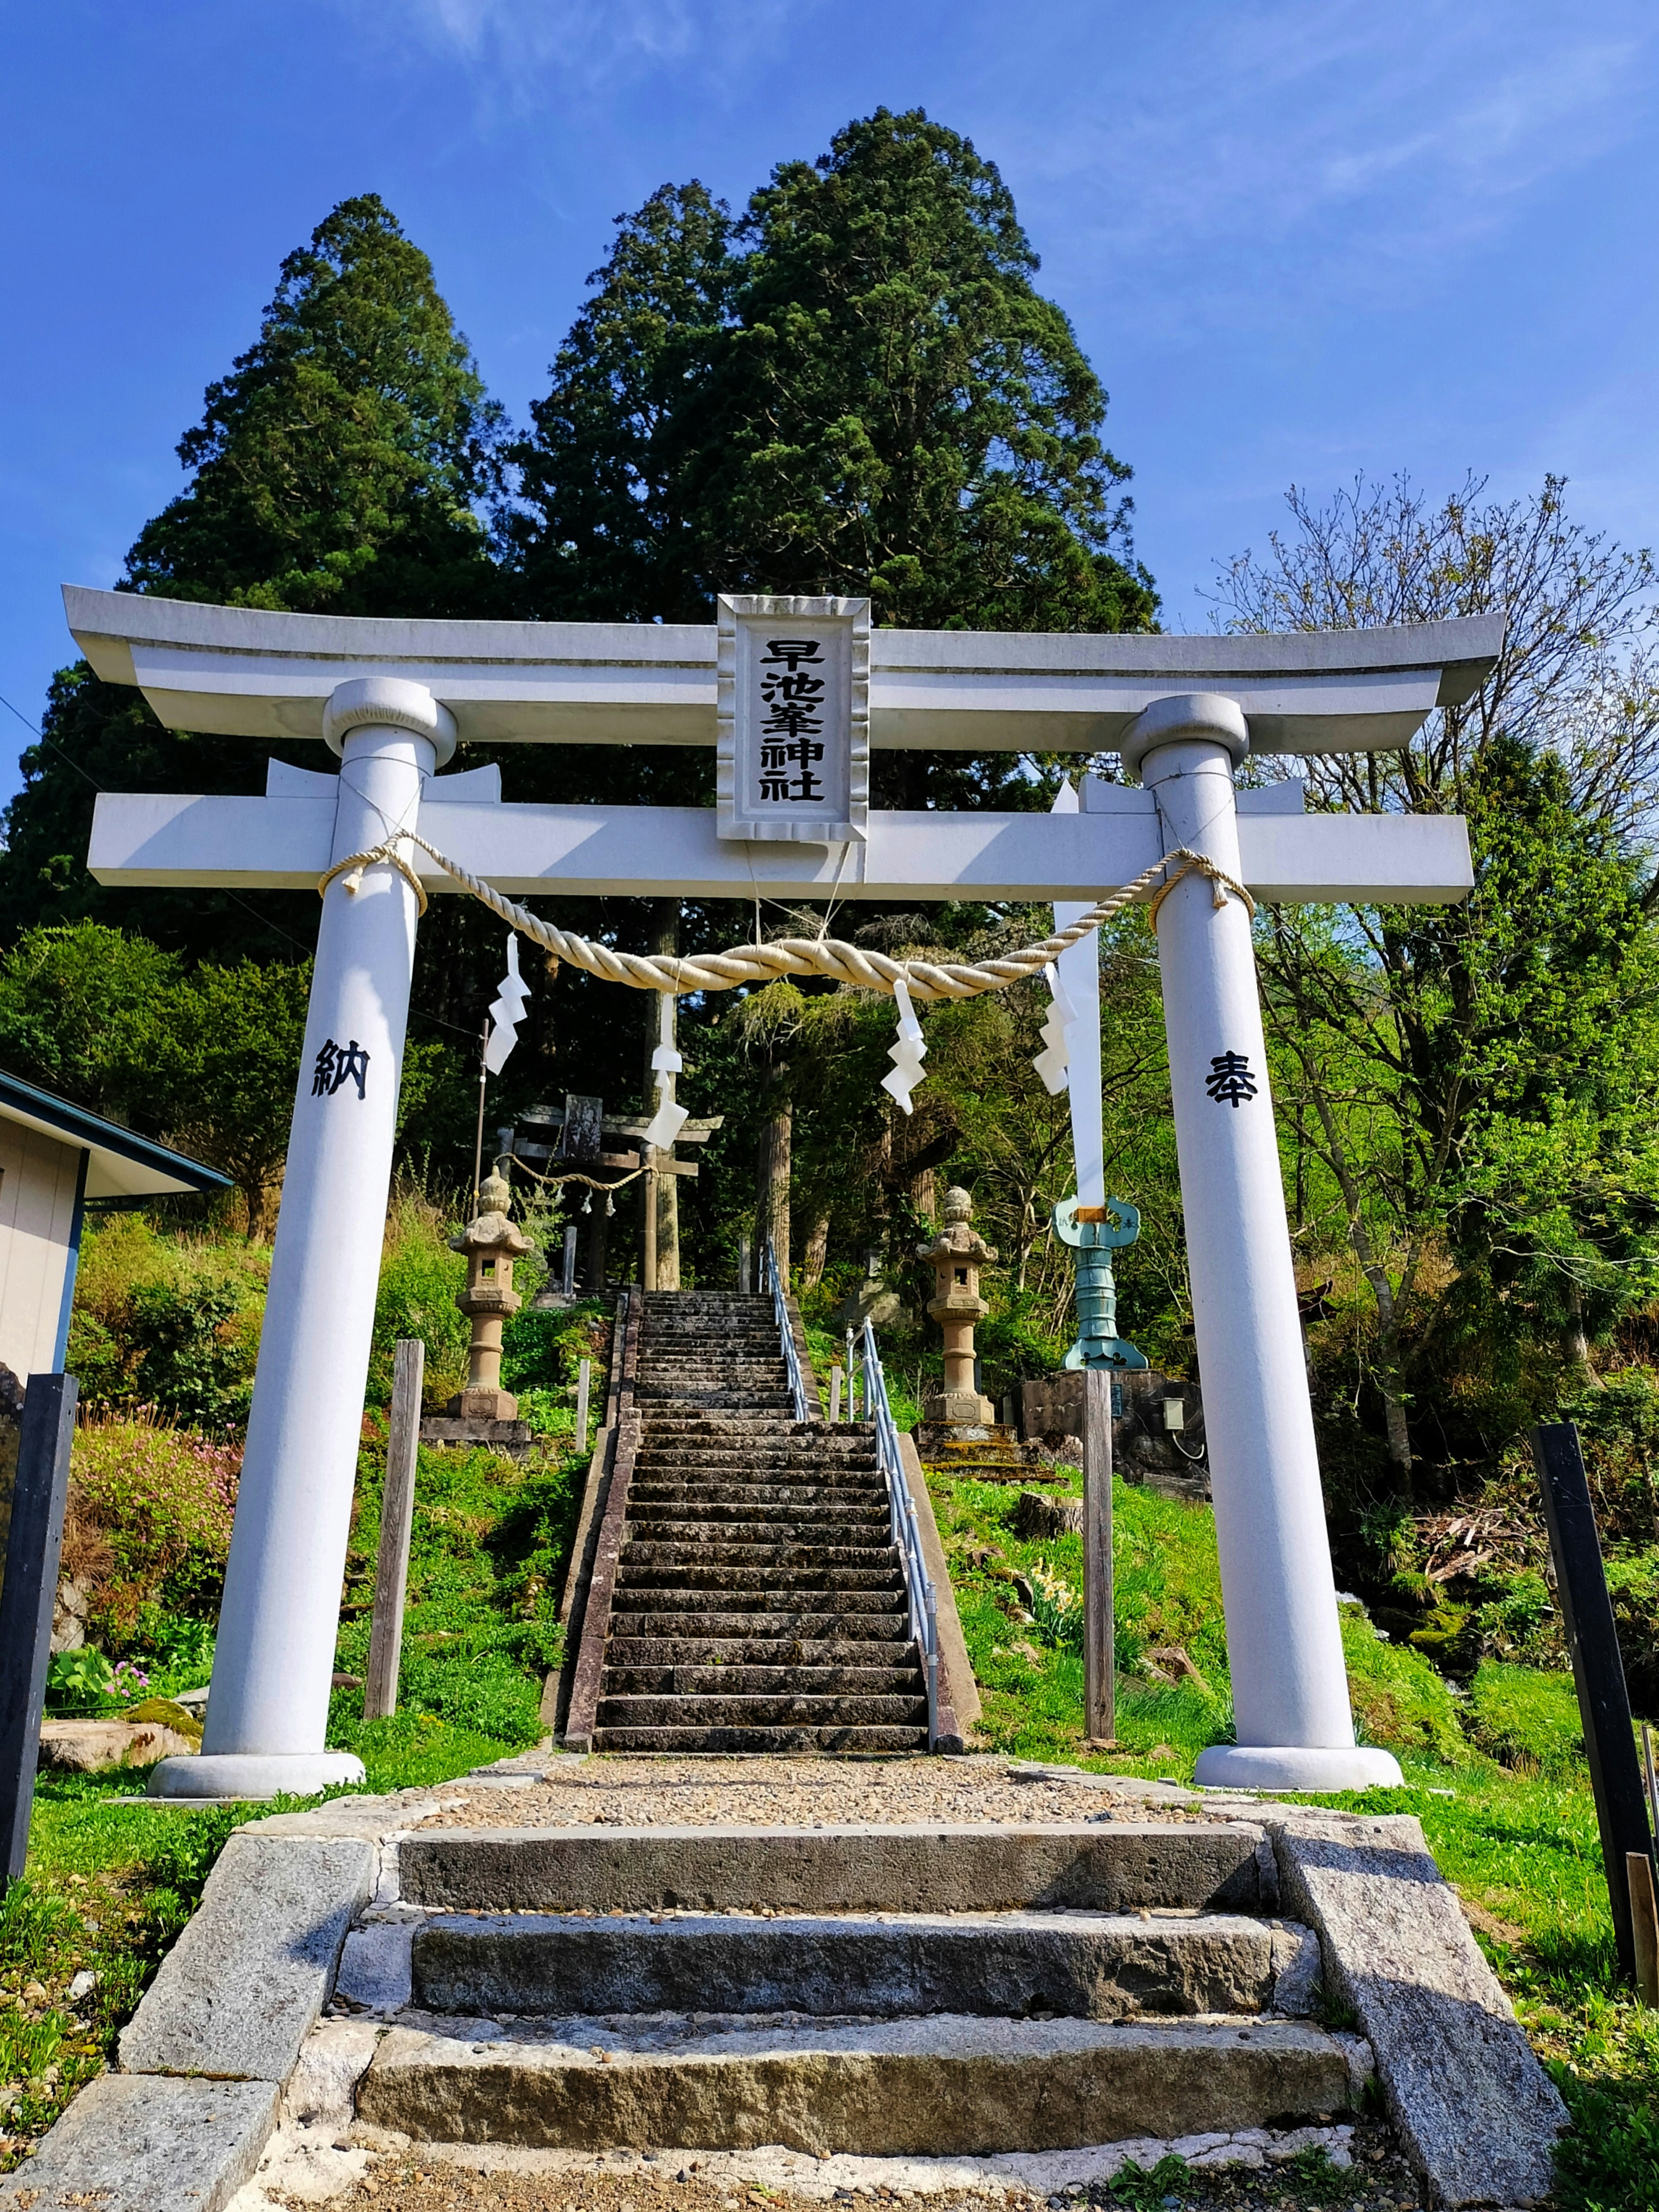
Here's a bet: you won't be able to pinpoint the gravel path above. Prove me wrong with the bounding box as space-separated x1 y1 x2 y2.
414 1757 1225 1832
240 2124 1421 2211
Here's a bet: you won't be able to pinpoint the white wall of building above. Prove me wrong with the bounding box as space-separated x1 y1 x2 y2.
0 1124 81 1384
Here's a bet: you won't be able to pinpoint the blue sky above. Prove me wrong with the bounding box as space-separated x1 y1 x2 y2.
2 0 1655 806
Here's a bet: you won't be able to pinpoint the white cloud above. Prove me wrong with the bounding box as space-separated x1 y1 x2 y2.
339 0 807 102
996 0 1656 319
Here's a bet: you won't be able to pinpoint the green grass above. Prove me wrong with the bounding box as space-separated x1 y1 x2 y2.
0 1424 588 2172
930 1462 1659 2212
1466 1657 1588 1778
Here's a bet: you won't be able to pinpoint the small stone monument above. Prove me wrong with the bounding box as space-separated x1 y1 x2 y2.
834 1245 907 1334
420 1153 537 1457
916 1187 997 1425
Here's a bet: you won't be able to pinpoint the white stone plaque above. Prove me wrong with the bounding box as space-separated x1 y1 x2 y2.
717 593 869 843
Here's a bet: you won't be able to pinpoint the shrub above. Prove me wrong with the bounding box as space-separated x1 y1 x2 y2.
1341 1605 1466 1758
44 1648 114 1713
67 1416 239 1649
66 1217 265 1428
369 1192 469 1406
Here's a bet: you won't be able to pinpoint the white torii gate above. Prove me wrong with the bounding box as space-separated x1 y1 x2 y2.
63 585 1500 1798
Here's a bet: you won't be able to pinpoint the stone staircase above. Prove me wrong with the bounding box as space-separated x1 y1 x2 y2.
588 1291 931 1754
352 1815 1364 2156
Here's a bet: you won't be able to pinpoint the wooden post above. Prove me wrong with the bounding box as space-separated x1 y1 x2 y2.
830 1367 843 1423
737 1235 752 1296
575 1358 591 1452
1083 1366 1114 1749
365 1340 424 1723
0 1374 76 1884
561 1226 578 1298
1534 1421 1654 1981
1630 1853 1659 2008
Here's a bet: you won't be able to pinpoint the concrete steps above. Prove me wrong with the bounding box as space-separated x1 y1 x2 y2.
604 1637 922 1664
353 1817 1357 2156
357 2013 1354 2156
393 1820 1275 1913
588 1291 928 1754
409 1908 1293 2020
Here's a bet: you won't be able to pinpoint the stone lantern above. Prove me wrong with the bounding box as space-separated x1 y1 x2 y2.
446 1154 538 1422
916 1186 998 1425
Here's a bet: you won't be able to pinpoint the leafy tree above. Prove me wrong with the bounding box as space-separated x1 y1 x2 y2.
509 182 735 626
509 110 1157 820
157 960 318 1236
0 921 182 1122
1220 474 1659 1486
686 109 1155 642
0 922 440 1233
126 194 504 617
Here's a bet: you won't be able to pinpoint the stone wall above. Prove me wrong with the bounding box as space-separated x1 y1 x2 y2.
1020 1370 1209 1506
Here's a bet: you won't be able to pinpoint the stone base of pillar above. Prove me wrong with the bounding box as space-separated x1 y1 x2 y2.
146 1750 366 1801
448 1385 519 1421
923 1389 997 1425
420 1416 534 1460
1194 1743 1403 1792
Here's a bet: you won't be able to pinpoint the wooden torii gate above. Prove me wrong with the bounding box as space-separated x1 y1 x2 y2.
64 585 1499 1798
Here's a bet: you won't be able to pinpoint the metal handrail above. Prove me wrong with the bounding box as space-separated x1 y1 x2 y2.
860 1318 939 1748
762 1237 811 1423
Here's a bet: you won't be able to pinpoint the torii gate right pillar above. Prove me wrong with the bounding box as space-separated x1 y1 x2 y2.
1125 694 1402 1792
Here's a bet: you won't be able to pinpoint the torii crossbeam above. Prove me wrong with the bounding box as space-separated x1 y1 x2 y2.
63 586 1500 1798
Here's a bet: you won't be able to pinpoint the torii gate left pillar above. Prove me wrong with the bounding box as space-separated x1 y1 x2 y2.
190 677 453 1796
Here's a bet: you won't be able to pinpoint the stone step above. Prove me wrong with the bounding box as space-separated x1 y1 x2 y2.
628 1492 887 1516
357 2014 1354 2154
638 1369 782 1379
632 1440 877 1455
627 1498 888 1521
634 1437 874 1453
635 1392 796 1411
601 1637 919 1666
590 1722 931 1753
636 1365 785 1379
595 1691 927 1728
394 1821 1274 1915
613 1564 905 1593
628 1487 886 1510
598 1663 924 1696
410 1908 1300 2021
639 1333 779 1343
630 1457 880 1477
608 1599 908 1627
639 1341 782 1353
638 1417 825 1433
621 1533 893 1560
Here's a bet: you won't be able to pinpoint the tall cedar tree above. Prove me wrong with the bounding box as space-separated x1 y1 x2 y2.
509 183 735 626
509 111 1157 811
1 195 503 955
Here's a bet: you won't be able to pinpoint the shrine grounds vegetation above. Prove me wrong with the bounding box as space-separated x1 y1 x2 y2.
933 1464 1659 2212
6 1203 1659 2202
11 99 1659 2207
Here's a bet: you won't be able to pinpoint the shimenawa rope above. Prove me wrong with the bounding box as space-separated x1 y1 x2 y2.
318 830 1253 1001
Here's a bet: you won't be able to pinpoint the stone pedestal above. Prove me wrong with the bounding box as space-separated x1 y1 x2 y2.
916 1187 997 1427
